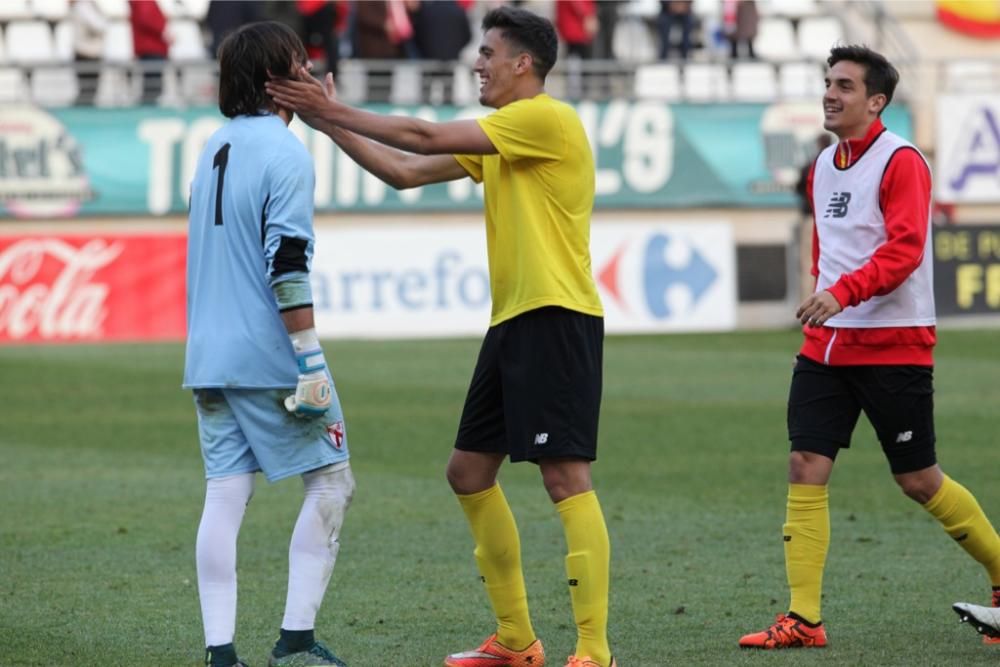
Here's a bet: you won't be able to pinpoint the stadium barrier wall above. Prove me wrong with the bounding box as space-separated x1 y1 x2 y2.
0 220 737 343
0 101 913 219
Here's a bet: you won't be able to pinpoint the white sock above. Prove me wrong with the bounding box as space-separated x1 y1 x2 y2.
281 462 355 630
196 473 254 647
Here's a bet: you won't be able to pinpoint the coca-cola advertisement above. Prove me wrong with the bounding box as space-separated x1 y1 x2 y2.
0 233 186 343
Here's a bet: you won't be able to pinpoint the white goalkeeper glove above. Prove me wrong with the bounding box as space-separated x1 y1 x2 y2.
285 328 332 418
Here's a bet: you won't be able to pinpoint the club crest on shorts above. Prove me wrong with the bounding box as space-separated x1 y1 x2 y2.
327 420 345 449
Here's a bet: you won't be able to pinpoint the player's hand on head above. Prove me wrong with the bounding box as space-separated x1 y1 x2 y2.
265 66 332 123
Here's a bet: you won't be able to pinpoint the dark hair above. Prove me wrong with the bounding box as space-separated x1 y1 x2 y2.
827 45 899 113
482 6 558 80
217 21 307 119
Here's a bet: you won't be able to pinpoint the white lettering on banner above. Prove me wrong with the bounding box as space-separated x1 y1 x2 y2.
181 117 225 207
312 250 489 313
578 100 674 196
138 118 186 215
0 239 123 339
138 103 674 214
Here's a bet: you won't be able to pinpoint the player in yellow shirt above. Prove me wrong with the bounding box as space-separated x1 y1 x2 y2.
267 7 615 667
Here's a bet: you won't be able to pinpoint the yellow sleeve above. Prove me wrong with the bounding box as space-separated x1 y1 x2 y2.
453 153 484 183
478 97 565 163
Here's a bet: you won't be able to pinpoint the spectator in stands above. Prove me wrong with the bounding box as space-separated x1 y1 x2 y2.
724 0 758 59
353 0 415 59
205 0 262 58
658 0 693 60
71 0 107 106
409 0 471 60
297 0 340 77
556 0 598 59
128 0 170 105
593 0 620 60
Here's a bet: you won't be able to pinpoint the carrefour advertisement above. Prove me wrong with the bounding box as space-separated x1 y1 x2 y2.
0 221 734 342
309 220 736 338
0 102 912 219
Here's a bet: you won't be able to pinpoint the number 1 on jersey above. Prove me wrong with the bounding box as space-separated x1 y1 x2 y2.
212 143 231 226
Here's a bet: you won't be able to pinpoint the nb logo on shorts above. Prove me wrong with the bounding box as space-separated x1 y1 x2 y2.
895 430 913 443
823 191 851 218
534 433 548 445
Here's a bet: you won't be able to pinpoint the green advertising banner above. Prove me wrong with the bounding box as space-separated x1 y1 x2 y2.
0 102 912 218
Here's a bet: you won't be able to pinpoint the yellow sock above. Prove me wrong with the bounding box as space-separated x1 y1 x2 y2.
457 484 536 650
557 490 611 666
784 483 830 625
924 475 1000 586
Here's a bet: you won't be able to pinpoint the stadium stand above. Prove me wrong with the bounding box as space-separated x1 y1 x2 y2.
634 62 682 101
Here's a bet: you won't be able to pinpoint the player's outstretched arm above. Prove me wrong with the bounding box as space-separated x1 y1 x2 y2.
266 69 497 156
328 126 469 189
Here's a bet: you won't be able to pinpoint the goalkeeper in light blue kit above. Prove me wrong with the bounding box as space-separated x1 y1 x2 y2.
183 21 353 667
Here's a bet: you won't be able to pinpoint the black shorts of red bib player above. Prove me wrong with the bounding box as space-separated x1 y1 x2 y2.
738 44 1000 650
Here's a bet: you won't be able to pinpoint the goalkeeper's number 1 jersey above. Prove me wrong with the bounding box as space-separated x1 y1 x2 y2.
183 114 316 389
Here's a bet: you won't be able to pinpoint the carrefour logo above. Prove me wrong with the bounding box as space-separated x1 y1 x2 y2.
592 224 735 332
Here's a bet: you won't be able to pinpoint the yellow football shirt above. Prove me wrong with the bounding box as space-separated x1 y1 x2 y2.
454 94 603 326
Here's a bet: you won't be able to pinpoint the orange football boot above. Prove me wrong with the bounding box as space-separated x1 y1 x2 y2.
739 613 828 649
444 634 545 667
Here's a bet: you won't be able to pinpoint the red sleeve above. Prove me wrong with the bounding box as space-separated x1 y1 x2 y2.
826 148 931 308
806 158 819 279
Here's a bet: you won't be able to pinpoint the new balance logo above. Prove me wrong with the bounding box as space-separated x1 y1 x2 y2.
534 433 548 445
895 431 913 443
823 191 851 218
568 578 579 586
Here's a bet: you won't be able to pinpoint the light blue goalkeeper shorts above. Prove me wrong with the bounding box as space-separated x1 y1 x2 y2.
192 382 350 483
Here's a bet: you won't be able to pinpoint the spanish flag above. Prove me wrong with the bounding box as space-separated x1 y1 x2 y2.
936 0 1000 38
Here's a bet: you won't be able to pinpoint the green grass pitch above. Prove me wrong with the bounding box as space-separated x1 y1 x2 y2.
2 329 999 666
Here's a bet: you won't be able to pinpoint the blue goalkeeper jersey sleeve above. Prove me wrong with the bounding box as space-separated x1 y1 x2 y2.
183 114 315 389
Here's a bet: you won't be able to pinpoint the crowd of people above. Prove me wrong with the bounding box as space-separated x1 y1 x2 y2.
58 0 771 106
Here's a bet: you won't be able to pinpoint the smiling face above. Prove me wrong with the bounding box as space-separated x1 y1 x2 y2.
473 28 531 109
822 60 886 140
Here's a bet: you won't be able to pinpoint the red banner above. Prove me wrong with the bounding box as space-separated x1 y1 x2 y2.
0 233 187 343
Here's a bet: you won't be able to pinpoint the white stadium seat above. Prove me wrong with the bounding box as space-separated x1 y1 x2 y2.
0 68 28 101
94 0 128 20
451 63 476 106
5 21 55 64
32 0 70 21
31 66 79 106
53 20 75 62
759 0 819 17
390 62 423 105
779 61 825 99
0 0 32 21
683 63 729 102
103 20 133 62
731 62 778 101
168 19 207 61
797 17 844 60
754 17 799 61
634 63 682 101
